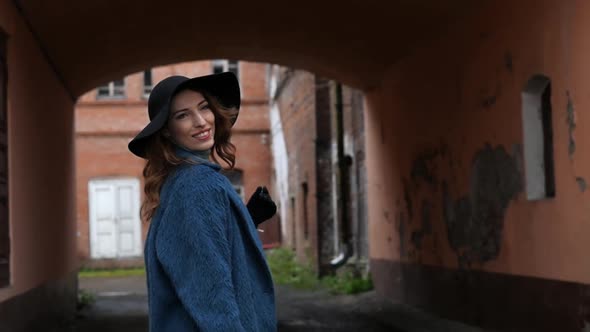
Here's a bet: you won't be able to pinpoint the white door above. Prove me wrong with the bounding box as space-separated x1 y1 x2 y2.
88 178 142 259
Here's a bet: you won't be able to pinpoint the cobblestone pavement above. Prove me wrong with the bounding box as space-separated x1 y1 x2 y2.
69 275 488 332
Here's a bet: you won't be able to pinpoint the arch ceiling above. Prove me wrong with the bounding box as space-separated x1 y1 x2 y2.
14 0 481 97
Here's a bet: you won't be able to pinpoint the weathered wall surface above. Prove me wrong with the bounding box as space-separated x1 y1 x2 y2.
367 0 590 330
0 0 77 329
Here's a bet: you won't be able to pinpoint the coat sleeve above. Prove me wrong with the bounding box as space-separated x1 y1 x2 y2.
155 185 246 332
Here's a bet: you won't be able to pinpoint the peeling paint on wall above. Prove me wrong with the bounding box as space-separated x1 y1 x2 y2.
504 52 513 72
421 199 432 234
398 143 522 266
511 143 524 175
411 200 433 250
481 95 497 109
397 212 406 256
443 144 522 267
410 149 439 187
400 144 447 258
403 178 413 222
576 177 587 193
567 91 576 159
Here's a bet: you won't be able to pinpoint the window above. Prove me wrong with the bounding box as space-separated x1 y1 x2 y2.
522 75 555 200
0 30 9 287
143 70 153 97
212 59 239 78
97 79 125 99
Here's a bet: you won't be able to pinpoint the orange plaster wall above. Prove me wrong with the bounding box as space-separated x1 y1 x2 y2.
368 0 590 284
0 1 76 301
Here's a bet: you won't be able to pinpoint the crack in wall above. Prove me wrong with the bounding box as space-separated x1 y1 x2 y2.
567 91 576 159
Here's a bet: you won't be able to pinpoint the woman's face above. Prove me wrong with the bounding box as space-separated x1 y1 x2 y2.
166 89 216 151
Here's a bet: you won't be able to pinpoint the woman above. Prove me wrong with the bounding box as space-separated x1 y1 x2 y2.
128 72 277 331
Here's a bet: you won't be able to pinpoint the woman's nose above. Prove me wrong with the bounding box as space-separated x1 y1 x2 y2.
193 112 206 126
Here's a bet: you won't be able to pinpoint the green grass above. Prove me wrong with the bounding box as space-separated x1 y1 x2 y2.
77 289 96 310
78 267 146 278
320 271 373 294
266 247 373 295
266 247 320 290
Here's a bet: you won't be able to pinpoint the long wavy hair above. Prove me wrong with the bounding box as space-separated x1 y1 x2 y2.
140 89 238 222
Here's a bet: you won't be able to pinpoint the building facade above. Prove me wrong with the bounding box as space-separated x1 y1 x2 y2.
268 66 369 275
75 60 280 268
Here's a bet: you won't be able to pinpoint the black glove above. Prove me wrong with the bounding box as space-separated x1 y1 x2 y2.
246 186 277 227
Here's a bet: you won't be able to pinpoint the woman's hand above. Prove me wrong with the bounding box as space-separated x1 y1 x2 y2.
246 186 277 227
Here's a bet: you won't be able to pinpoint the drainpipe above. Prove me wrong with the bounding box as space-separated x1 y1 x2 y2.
330 83 353 268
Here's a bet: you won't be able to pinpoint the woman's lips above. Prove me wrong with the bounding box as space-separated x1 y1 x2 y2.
192 129 211 141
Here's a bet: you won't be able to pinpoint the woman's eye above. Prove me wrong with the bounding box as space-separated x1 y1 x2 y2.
175 113 187 120
200 104 210 110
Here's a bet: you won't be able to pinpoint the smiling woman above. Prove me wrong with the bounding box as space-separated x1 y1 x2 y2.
127 72 278 331
164 90 217 153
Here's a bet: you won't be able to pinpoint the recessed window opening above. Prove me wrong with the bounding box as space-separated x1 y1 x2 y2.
522 74 556 200
143 70 153 97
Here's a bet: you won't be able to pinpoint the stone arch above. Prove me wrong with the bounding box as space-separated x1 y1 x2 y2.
15 0 480 97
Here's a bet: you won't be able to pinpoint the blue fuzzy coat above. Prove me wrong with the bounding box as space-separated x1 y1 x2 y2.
144 151 276 331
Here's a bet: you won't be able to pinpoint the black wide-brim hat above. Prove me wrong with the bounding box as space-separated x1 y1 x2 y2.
128 72 241 158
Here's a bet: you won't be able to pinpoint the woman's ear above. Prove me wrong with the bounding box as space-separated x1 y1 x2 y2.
162 128 171 138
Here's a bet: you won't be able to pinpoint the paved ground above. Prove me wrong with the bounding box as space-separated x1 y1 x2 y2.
68 275 488 332
69 276 148 332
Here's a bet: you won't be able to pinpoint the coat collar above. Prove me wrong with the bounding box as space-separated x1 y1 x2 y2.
174 146 221 171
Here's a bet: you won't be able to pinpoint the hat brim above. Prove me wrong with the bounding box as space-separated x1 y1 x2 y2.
127 107 169 159
128 72 240 158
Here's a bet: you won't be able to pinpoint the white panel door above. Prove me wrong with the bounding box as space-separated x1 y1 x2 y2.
89 178 141 259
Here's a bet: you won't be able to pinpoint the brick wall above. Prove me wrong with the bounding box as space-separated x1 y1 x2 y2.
270 67 368 274
273 69 319 264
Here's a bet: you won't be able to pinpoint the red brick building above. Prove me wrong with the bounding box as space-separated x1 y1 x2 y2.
268 66 368 275
75 60 279 268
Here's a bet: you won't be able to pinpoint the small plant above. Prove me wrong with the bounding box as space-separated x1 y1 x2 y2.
77 289 95 310
266 247 320 290
321 271 373 295
78 267 146 278
266 247 374 294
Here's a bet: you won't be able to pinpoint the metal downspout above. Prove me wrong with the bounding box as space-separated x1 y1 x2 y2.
330 82 353 268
